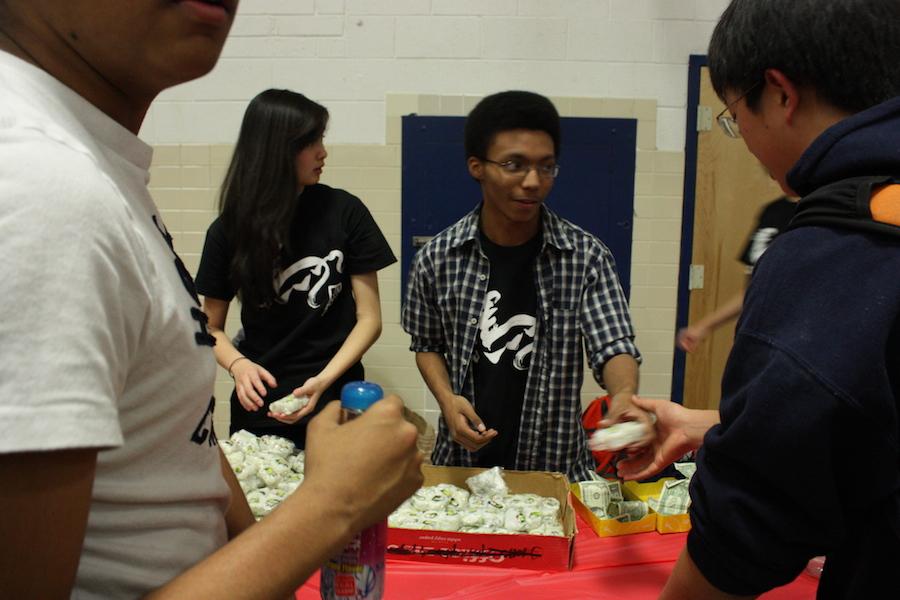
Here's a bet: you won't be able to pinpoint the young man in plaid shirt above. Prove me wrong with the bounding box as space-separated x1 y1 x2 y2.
402 91 653 482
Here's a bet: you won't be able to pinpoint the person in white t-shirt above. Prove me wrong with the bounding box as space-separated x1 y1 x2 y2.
0 1 422 598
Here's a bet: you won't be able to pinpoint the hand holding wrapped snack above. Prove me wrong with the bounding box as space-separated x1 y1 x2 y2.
589 420 651 452
269 392 310 416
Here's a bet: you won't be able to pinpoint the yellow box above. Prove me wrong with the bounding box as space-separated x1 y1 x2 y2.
570 480 656 537
623 479 692 534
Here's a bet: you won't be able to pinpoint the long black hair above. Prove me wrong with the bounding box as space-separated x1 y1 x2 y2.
219 89 328 307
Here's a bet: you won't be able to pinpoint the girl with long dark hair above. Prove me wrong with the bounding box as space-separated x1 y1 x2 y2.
195 89 395 447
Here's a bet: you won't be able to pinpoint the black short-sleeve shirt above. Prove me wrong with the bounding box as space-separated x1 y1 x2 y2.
195 183 396 387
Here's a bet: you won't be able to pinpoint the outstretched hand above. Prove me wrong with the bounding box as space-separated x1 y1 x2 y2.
597 392 657 451
615 396 712 481
676 325 709 353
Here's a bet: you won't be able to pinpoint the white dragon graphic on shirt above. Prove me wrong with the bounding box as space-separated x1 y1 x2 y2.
274 250 344 312
478 290 536 371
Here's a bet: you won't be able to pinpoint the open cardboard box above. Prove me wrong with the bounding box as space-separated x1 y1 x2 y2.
386 465 576 570
571 477 692 537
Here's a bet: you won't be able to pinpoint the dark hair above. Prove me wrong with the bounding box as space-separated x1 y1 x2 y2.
464 91 561 159
219 89 328 307
708 0 900 112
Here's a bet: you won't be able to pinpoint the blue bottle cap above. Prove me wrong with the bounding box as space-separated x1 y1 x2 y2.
340 381 384 411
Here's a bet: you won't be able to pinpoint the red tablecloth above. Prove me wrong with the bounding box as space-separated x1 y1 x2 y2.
297 513 819 599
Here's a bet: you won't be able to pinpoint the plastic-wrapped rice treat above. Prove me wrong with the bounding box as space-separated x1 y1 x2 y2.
388 509 423 528
485 495 508 512
245 489 268 505
466 466 508 497
539 497 561 516
410 487 450 511
230 429 260 452
258 465 283 487
417 519 440 530
503 508 530 532
239 475 263 494
459 508 486 528
259 434 295 458
263 495 282 513
278 479 302 495
435 510 462 532
268 393 310 416
507 493 541 508
225 450 245 469
589 421 650 452
435 483 470 508
290 452 305 474
280 471 303 486
461 525 497 534
232 460 256 480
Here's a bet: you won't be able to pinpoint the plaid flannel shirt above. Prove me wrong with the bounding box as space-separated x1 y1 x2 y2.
402 204 641 482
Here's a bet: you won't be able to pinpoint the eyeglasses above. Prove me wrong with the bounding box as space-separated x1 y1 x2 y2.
482 158 560 179
716 81 762 139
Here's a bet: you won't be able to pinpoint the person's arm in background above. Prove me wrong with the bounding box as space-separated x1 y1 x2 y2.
615 396 719 481
676 289 745 353
271 271 384 424
1 396 423 599
415 352 498 452
203 296 278 412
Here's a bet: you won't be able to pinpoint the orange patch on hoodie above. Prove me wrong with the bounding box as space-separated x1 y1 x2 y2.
871 184 900 226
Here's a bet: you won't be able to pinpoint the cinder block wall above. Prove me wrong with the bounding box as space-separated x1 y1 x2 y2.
143 1 729 435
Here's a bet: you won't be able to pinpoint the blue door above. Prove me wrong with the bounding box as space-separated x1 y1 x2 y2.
401 115 636 300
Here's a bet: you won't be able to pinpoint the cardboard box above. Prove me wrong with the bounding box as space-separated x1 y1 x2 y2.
623 479 691 534
386 465 576 570
570 480 656 537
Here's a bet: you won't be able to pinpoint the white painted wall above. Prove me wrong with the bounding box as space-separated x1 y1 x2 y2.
142 0 729 151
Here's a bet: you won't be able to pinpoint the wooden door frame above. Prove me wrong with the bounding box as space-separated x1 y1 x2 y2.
670 54 707 405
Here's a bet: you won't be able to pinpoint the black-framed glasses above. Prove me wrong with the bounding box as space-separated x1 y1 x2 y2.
716 80 762 139
481 158 560 179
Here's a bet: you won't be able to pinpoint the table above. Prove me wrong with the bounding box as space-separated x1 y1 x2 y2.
296 513 819 599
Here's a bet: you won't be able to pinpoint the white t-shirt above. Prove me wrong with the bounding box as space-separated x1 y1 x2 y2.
0 52 229 598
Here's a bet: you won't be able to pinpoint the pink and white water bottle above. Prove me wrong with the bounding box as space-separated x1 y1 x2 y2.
319 381 387 600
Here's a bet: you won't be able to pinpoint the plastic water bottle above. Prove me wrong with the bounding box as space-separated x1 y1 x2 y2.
320 381 387 600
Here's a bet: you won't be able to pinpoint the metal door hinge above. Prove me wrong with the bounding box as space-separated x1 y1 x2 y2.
696 106 712 132
689 264 705 289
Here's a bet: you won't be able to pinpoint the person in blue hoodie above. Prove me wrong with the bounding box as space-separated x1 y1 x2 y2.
612 0 900 597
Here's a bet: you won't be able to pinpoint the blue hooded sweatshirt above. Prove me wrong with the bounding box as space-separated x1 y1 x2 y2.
686 96 900 598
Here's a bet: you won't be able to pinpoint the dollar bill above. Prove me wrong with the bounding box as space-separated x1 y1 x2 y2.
607 500 648 522
578 480 610 510
607 480 623 503
650 479 691 515
674 462 697 481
